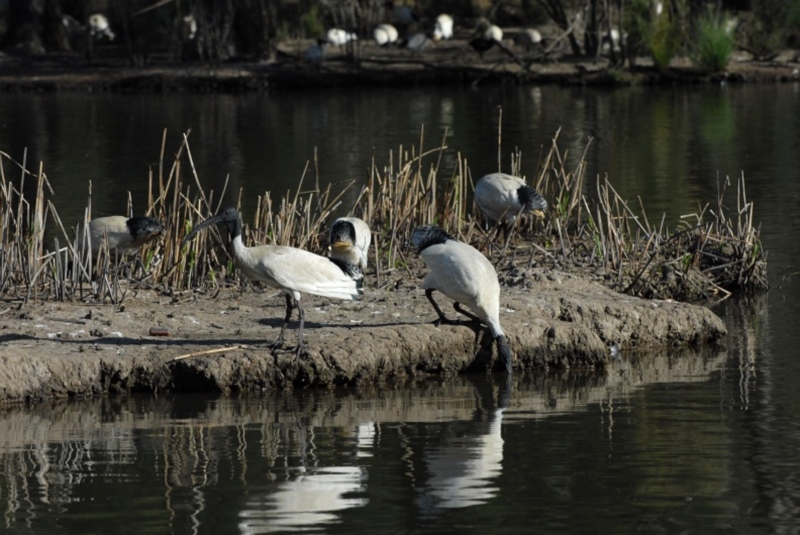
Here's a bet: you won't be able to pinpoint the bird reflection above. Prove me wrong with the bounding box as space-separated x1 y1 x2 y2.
417 406 505 511
240 466 367 533
239 423 373 533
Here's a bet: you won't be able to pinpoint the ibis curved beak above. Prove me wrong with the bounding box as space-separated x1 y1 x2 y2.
181 213 226 247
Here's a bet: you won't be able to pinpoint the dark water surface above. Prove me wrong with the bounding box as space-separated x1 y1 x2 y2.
1 84 800 533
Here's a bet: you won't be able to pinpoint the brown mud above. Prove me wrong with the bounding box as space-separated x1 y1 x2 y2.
0 268 726 404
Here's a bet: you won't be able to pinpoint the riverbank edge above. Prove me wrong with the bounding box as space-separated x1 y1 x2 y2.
0 269 727 404
0 47 798 92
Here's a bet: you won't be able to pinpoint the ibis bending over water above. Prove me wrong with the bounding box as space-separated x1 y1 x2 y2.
182 207 363 354
474 172 547 245
329 217 371 271
411 225 513 374
88 215 164 255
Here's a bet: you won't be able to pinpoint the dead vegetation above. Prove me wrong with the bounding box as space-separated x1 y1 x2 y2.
0 128 768 307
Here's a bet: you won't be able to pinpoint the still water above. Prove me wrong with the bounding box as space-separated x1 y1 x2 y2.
1 84 800 532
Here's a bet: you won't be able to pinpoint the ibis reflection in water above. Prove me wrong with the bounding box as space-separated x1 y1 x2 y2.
411 225 513 374
181 207 363 355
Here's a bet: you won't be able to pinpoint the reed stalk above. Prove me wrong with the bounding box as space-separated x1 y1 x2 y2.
0 129 768 305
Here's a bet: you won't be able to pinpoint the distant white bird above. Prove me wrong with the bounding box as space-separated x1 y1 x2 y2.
88 215 164 255
411 225 513 374
182 15 198 41
182 207 363 354
474 19 503 42
373 23 399 46
602 27 626 55
88 13 115 41
433 14 454 40
326 28 357 46
470 19 503 57
329 217 371 271
513 28 542 51
474 172 547 244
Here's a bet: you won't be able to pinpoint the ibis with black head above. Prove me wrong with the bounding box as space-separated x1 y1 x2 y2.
474 172 547 245
411 225 513 374
182 207 363 355
329 217 371 271
88 215 164 256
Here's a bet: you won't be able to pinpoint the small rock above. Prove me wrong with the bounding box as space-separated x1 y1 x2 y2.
149 326 170 336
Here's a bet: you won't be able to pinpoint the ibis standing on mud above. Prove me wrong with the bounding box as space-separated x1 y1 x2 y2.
88 215 164 256
411 225 514 374
474 172 547 245
329 217 371 271
182 207 363 355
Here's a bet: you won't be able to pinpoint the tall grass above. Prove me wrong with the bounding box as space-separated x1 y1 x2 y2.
0 128 767 305
693 11 735 73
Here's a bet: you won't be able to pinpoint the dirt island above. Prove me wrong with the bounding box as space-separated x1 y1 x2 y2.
0 267 726 404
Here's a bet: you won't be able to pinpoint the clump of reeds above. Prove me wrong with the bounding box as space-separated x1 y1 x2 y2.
0 128 768 306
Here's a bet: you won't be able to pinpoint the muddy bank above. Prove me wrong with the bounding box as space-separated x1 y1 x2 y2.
0 41 798 92
0 268 726 404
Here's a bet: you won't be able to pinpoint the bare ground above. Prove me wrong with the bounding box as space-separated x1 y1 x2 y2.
0 268 726 404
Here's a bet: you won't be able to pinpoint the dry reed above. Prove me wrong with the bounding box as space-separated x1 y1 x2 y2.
0 129 768 306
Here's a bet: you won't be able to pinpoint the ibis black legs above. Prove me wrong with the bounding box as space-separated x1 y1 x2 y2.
425 290 480 327
268 293 305 356
425 289 460 326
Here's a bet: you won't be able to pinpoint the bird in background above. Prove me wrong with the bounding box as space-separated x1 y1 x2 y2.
329 217 371 271
411 225 513 374
432 14 454 41
88 13 115 41
373 23 399 46
513 28 543 53
469 19 503 58
326 28 357 46
87 215 164 256
182 207 363 355
474 172 547 247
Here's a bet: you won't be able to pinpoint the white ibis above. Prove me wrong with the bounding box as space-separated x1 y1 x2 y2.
474 172 547 245
88 13 115 41
88 215 164 255
326 28 357 46
182 207 363 355
411 225 513 374
513 28 543 52
329 217 371 271
432 14 454 41
373 23 399 46
470 19 503 57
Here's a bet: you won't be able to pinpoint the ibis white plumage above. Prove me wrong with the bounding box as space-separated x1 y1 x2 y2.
432 14 454 41
469 19 503 57
373 23 399 46
474 172 547 243
329 217 371 271
88 215 164 255
182 207 363 354
411 225 513 374
326 28 357 46
88 13 115 41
